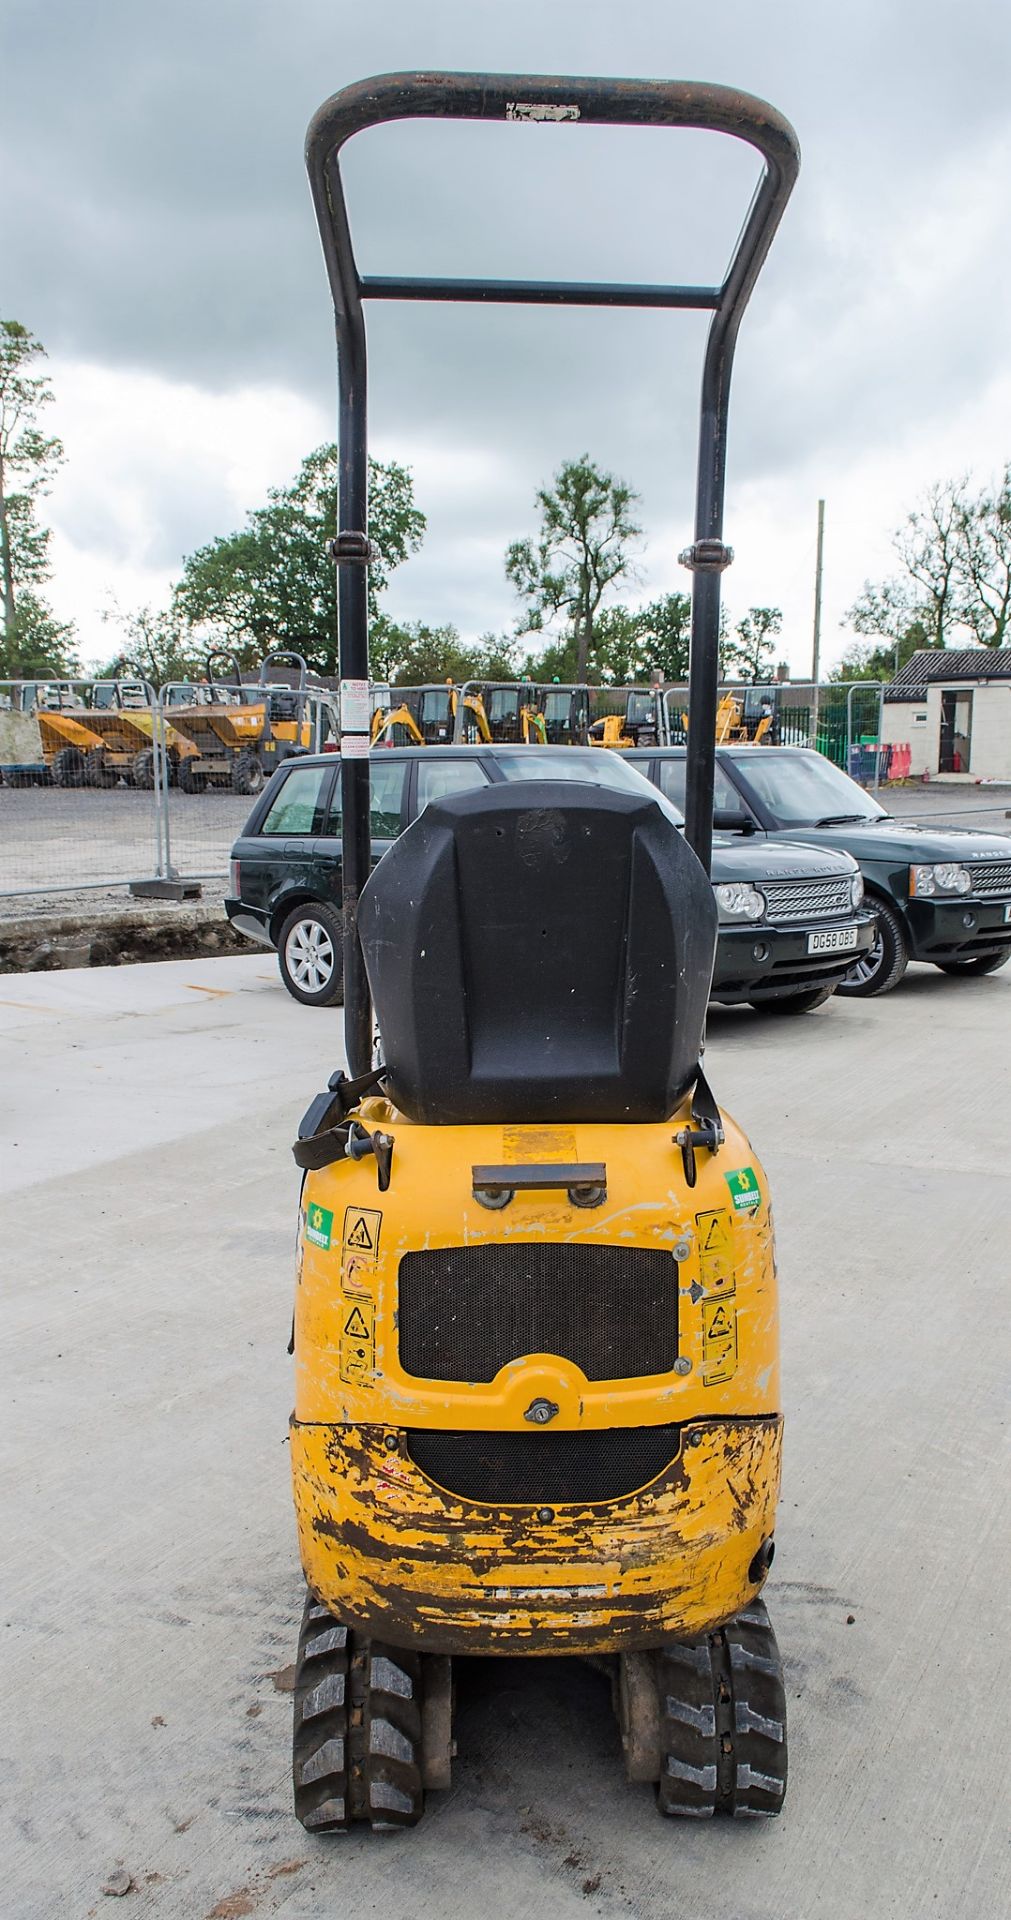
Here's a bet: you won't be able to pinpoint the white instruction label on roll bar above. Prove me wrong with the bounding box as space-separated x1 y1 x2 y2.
506 102 580 122
339 679 371 732
340 732 369 759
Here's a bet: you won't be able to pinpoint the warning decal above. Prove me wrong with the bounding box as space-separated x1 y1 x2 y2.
699 1212 731 1255
725 1167 762 1214
695 1208 735 1295
702 1296 738 1385
343 1206 382 1257
339 1294 375 1386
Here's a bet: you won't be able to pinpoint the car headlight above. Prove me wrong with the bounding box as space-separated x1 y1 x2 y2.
715 882 766 922
910 862 972 897
850 872 865 909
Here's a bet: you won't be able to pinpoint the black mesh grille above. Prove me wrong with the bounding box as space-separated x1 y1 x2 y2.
397 1243 678 1383
406 1425 683 1504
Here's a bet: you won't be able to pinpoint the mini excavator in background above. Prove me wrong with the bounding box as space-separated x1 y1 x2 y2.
288 71 799 1830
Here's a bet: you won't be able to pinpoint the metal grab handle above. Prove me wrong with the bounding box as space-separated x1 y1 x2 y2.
472 1162 607 1210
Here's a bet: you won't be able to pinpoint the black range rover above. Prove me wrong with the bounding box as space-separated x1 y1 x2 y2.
627 746 1011 995
226 745 874 1012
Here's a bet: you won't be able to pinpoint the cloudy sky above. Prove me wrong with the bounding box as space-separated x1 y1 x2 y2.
4 0 1011 675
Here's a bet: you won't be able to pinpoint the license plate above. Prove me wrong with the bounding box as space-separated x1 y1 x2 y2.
807 925 860 955
1005 903 1011 923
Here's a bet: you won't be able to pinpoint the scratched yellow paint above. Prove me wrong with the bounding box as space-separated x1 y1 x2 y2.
291 1088 781 1648
292 1417 782 1652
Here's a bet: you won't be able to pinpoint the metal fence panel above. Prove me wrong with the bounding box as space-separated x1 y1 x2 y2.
0 679 166 898
153 687 339 882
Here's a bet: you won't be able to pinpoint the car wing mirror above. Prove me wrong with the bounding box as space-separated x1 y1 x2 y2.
713 807 756 833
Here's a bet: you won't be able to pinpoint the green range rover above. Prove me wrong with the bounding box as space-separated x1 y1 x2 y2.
226 745 874 1012
626 746 1011 995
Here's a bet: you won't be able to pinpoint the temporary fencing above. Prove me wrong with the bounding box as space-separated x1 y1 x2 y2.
0 678 338 901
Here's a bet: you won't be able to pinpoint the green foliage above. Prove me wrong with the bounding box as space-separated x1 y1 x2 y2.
628 593 693 683
958 460 1011 648
0 318 73 677
175 446 425 674
97 602 205 688
516 591 691 687
505 456 642 679
0 590 78 679
724 606 782 683
373 620 523 688
843 466 1011 670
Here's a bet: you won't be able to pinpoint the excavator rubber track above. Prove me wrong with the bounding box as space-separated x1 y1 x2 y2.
657 1599 787 1818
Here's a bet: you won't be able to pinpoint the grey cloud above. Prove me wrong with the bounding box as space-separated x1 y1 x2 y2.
3 0 1011 610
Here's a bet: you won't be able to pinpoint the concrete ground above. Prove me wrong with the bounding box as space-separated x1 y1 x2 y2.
3 952 1009 1920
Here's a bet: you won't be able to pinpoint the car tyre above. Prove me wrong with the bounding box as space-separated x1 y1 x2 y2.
277 902 344 1007
936 948 1011 977
748 985 835 1014
835 899 908 998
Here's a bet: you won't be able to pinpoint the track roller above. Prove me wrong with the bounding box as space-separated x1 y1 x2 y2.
618 1598 787 1819
292 1591 433 1833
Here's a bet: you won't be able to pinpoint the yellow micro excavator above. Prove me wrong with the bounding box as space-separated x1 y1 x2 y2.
287 69 799 1830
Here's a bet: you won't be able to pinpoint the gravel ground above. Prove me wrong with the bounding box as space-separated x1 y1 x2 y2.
2 777 1009 923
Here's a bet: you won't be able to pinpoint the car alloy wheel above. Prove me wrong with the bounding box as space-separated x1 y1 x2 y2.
286 917 335 994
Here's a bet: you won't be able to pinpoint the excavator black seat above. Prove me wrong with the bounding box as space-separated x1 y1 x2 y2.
357 779 717 1125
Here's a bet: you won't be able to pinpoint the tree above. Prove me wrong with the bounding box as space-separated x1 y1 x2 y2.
98 601 205 688
724 606 782 682
371 621 525 688
175 446 425 674
845 479 968 674
958 461 1011 648
893 477 968 648
1 589 77 680
372 620 472 687
505 456 642 679
843 576 939 681
633 592 693 682
0 319 76 677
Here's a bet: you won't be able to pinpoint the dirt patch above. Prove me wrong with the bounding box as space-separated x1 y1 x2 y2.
0 899 250 974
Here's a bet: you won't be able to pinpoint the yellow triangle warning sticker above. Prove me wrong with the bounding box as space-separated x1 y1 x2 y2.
343 1305 371 1339
707 1304 732 1339
346 1216 374 1251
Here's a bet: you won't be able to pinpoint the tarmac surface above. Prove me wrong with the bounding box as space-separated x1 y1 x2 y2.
3 952 1010 1919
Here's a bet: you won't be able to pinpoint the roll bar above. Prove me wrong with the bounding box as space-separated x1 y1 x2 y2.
305 71 800 1073
259 649 309 689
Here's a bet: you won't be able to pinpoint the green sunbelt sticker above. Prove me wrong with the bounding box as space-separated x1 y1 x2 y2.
725 1167 761 1212
306 1204 334 1249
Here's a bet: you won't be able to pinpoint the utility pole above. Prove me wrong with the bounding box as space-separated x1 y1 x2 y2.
809 497 825 748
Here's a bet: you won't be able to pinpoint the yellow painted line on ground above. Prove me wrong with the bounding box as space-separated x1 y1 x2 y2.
0 998 62 1014
184 983 233 998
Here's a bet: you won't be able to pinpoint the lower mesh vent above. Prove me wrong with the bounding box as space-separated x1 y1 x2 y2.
405 1425 683 1505
398 1243 678 1382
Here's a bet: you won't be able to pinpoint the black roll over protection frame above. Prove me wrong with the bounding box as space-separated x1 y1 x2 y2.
304 71 800 1076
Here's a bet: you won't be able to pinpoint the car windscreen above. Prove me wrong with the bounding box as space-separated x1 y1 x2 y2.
726 750 887 826
493 749 685 827
651 757 731 820
494 750 650 794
